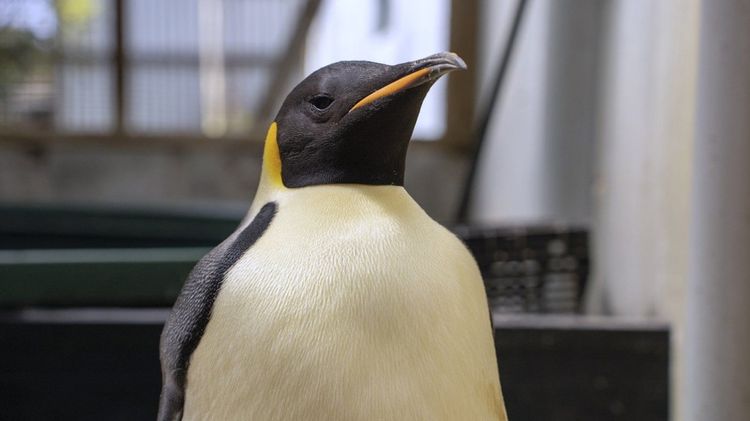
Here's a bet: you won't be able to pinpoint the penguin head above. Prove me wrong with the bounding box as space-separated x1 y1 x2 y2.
267 52 466 188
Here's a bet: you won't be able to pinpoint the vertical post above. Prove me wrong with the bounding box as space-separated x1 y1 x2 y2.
540 0 604 225
445 0 478 150
198 0 227 137
113 0 127 134
684 1 750 419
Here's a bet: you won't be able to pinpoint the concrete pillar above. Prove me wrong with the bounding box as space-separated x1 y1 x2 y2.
589 3 699 418
683 1 750 419
590 0 697 319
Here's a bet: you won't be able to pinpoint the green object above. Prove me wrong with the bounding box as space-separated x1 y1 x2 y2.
0 248 208 307
0 202 243 307
0 203 242 249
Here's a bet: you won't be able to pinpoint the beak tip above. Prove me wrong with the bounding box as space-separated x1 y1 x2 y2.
445 52 468 70
348 52 468 113
424 52 467 81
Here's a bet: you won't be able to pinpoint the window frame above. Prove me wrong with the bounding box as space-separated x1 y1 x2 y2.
0 0 477 151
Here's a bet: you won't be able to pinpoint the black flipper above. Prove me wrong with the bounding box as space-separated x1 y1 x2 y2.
157 202 277 421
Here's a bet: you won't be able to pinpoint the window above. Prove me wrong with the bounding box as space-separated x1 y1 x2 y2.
0 0 468 142
0 0 59 130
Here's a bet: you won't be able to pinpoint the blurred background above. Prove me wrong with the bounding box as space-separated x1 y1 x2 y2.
0 0 747 420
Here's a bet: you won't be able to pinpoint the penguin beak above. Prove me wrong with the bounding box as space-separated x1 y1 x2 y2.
348 52 467 113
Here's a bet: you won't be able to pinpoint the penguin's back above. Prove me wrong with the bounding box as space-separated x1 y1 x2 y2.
184 185 505 421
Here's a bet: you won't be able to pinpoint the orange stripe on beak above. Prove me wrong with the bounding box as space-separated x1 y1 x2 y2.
349 67 431 113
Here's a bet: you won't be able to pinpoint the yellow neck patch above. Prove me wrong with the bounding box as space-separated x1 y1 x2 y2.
262 122 284 187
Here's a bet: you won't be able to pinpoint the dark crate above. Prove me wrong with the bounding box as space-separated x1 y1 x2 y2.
455 225 589 314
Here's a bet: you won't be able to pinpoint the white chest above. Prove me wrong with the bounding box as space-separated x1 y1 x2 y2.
184 186 505 420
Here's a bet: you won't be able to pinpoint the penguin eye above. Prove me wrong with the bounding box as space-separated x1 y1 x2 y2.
309 95 334 110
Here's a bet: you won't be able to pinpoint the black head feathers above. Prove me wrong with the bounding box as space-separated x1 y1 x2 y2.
273 52 466 188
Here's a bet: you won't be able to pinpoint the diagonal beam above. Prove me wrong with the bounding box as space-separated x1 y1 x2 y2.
256 0 322 126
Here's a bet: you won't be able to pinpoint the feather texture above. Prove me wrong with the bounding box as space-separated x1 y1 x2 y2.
183 184 506 420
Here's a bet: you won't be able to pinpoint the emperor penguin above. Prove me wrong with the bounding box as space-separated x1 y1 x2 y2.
158 52 507 421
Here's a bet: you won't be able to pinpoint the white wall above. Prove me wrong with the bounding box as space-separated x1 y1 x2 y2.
471 5 699 416
471 0 602 226
471 0 552 224
471 0 698 320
